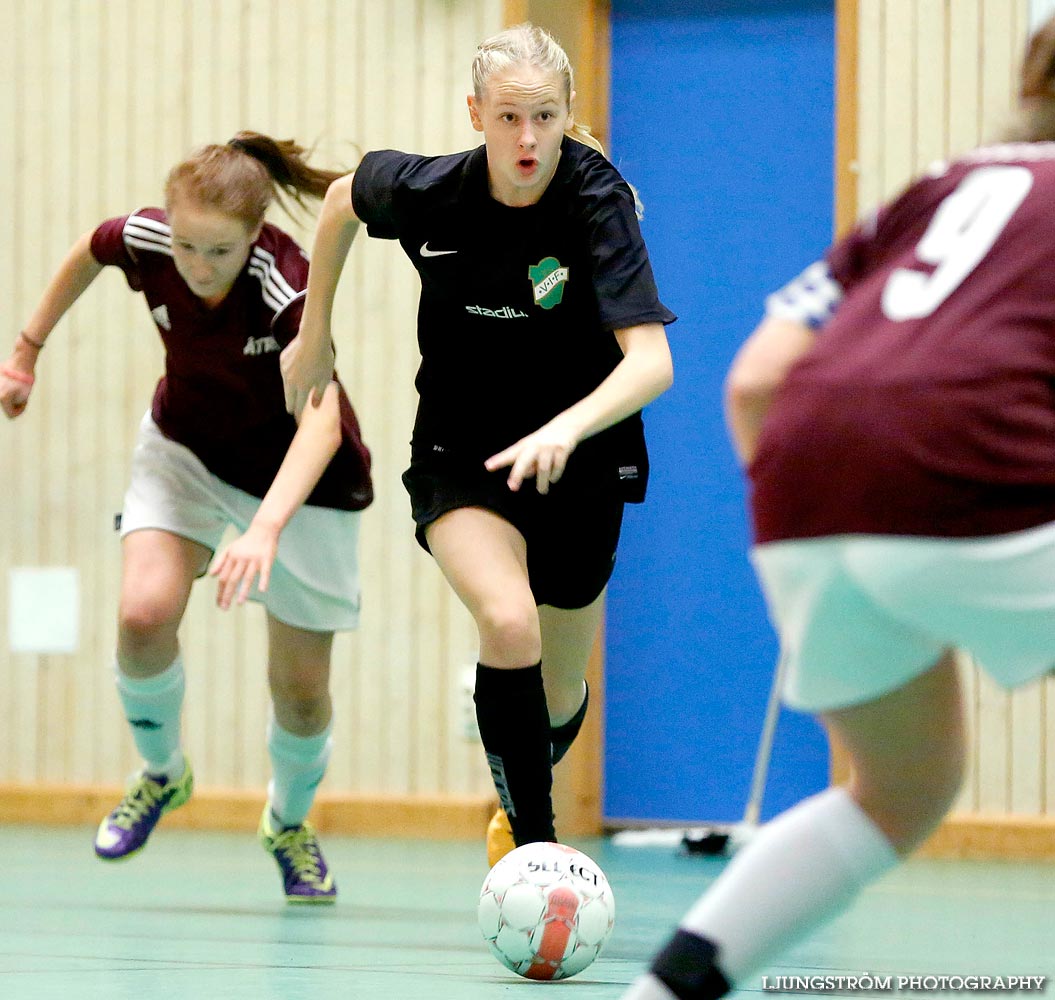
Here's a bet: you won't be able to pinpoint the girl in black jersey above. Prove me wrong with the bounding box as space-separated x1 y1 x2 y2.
284 24 675 865
0 133 371 903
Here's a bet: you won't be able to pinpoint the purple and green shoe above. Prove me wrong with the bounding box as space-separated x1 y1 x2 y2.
259 807 338 904
94 763 194 860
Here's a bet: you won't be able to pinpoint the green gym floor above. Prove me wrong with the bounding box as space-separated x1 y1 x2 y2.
1 826 1052 999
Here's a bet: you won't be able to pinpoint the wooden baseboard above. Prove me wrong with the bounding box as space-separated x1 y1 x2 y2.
11 785 1049 858
917 813 1055 860
0 783 498 840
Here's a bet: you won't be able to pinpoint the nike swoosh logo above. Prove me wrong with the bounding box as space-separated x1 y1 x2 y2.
420 243 457 257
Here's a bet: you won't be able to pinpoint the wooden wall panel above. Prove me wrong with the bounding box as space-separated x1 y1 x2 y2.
855 0 1054 823
0 0 503 815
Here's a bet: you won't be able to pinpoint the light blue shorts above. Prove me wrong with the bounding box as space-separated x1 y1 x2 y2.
120 413 361 632
751 523 1055 711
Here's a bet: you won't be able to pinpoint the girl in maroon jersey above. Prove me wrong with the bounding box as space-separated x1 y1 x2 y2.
0 132 371 904
623 16 1055 1000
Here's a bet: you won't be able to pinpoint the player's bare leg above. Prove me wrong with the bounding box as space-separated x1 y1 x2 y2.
117 529 207 677
95 530 205 860
624 651 966 1000
823 647 965 852
539 592 603 725
426 506 541 666
427 508 553 862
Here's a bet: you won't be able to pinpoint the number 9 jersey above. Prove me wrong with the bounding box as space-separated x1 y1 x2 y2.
750 144 1055 544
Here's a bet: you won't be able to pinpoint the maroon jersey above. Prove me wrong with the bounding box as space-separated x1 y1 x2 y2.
91 210 372 510
751 145 1055 543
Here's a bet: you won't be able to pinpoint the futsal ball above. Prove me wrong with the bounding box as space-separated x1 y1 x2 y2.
477 841 616 980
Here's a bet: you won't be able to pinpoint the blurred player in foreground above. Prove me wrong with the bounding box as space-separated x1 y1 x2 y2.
623 15 1055 998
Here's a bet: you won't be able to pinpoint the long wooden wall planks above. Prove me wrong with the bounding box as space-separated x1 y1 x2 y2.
0 0 505 829
853 1 1055 855
8 0 1055 854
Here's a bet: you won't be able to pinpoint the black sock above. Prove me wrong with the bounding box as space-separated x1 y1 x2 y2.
475 662 556 846
651 929 731 1000
550 681 589 765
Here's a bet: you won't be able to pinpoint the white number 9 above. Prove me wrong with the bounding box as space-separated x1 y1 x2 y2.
882 165 1033 321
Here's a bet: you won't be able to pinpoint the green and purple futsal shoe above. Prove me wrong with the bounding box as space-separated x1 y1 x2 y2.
94 762 194 860
259 807 338 904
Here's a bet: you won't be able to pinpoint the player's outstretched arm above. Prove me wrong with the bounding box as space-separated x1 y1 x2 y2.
724 316 815 465
485 321 673 493
280 173 360 417
1 231 103 419
210 382 343 610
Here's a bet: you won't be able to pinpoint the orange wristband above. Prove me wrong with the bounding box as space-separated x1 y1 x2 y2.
0 364 34 386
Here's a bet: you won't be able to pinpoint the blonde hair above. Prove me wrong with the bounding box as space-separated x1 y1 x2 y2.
472 23 605 155
164 131 344 230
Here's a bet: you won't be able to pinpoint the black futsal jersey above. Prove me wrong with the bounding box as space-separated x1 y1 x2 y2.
351 136 676 502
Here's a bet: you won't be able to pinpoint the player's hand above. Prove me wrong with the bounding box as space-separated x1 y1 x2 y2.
485 419 580 494
280 333 335 418
0 359 35 419
209 522 280 610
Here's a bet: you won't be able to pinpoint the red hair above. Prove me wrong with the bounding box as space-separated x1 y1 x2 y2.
164 131 345 229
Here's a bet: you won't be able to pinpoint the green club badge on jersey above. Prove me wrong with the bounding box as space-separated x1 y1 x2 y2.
529 256 569 310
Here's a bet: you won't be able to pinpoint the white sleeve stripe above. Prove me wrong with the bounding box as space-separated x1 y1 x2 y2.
125 225 171 246
248 268 285 312
127 216 172 238
123 215 173 258
124 234 174 257
765 260 842 329
259 269 294 307
247 247 303 318
247 262 290 313
250 246 299 301
124 227 171 246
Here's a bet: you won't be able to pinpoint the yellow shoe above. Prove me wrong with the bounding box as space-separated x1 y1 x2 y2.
486 808 516 868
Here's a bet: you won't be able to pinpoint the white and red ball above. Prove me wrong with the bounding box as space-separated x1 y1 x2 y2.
478 842 616 980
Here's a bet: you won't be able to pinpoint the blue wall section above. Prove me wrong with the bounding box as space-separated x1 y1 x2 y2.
605 0 835 823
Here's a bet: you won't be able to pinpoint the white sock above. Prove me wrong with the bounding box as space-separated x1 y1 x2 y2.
622 975 679 1000
115 655 186 780
681 786 899 984
267 715 333 828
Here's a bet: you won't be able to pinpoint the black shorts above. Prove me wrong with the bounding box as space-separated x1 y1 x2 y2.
402 449 624 610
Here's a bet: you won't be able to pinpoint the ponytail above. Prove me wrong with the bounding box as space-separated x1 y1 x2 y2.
566 122 605 156
165 131 348 230
225 131 344 212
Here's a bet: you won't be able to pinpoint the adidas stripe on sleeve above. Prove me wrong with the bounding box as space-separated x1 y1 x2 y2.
247 246 305 326
123 214 173 257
